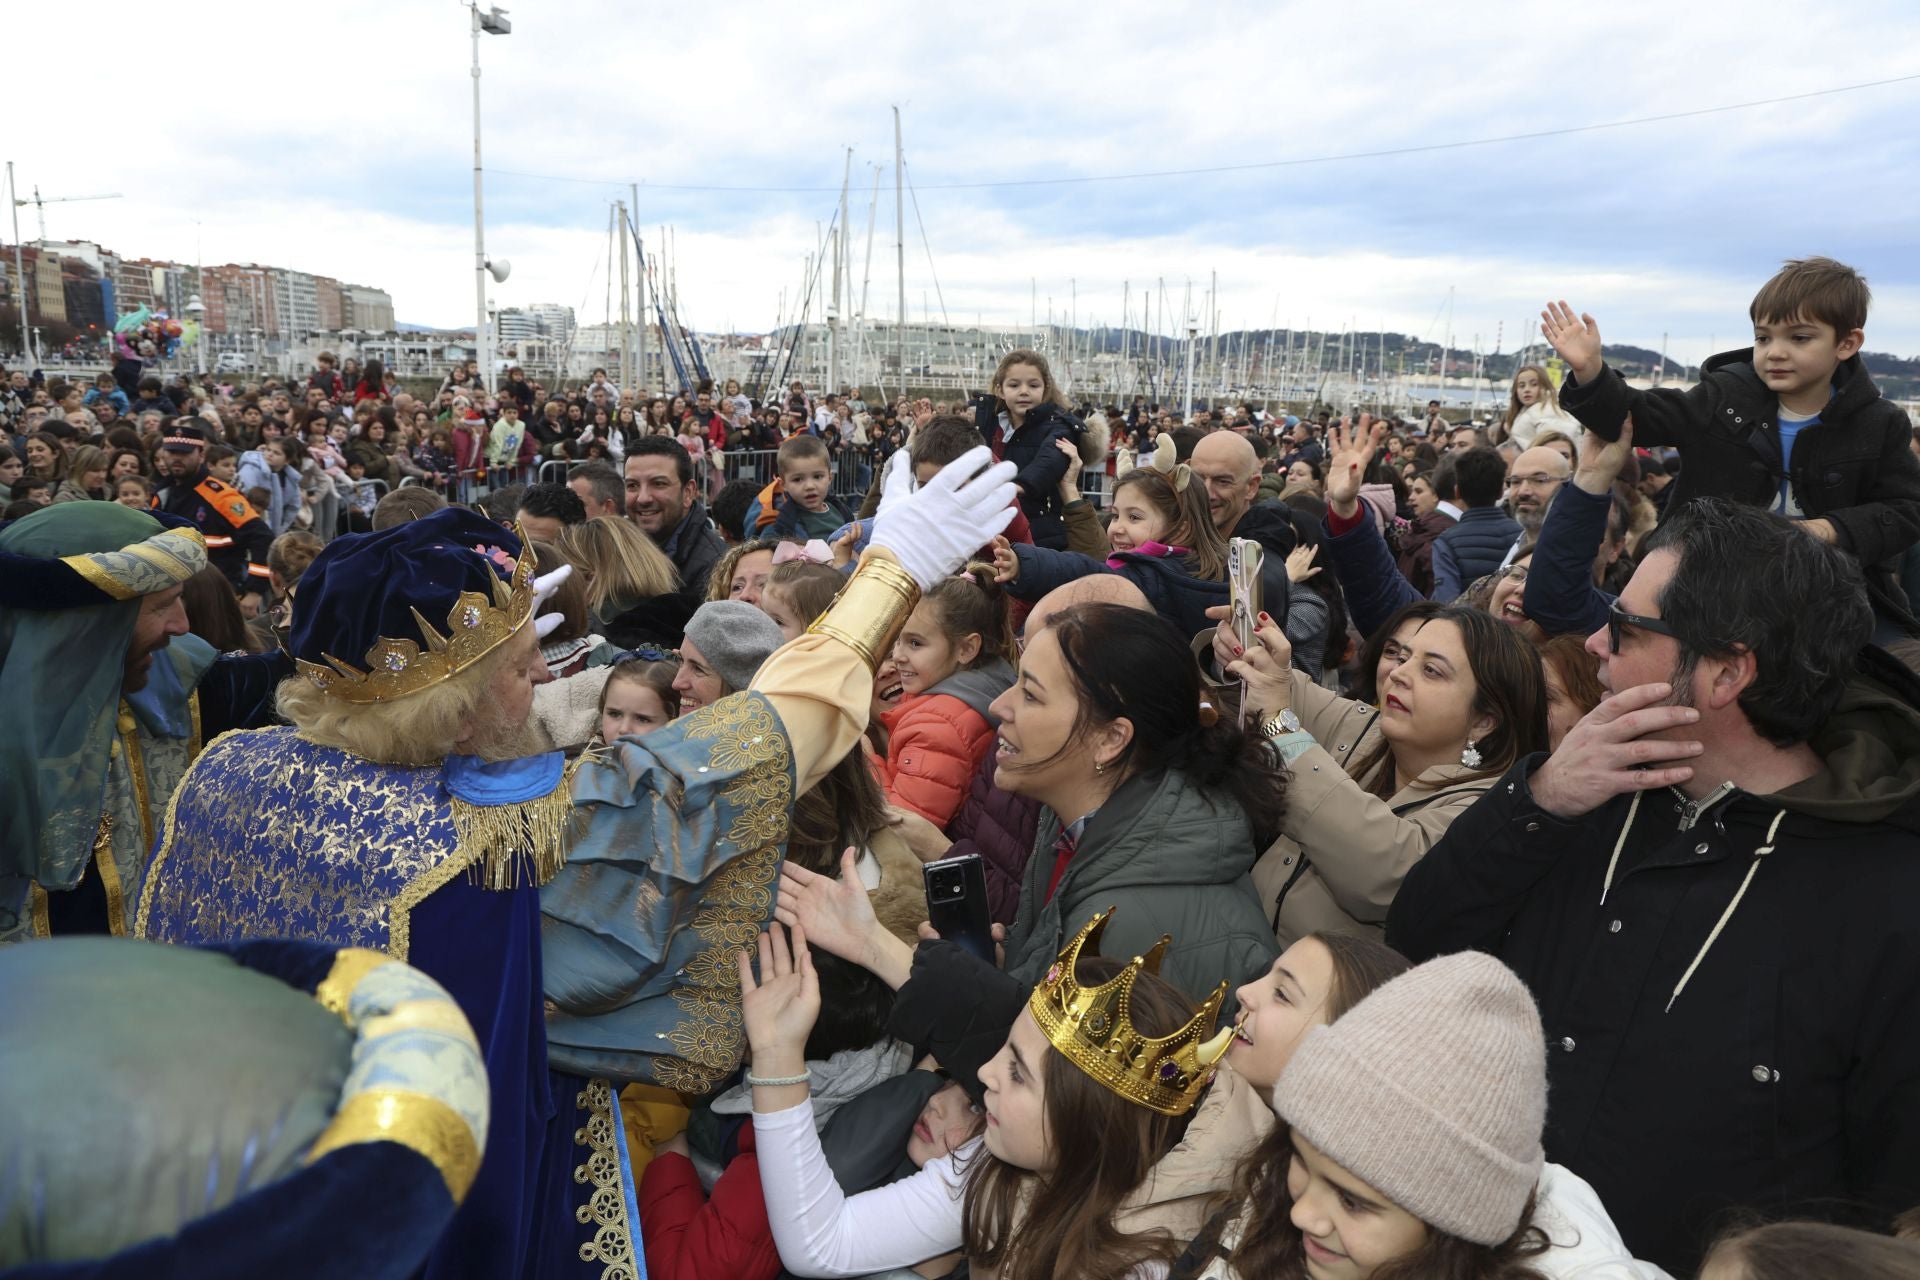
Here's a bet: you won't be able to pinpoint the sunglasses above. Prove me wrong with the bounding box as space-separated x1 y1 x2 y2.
1606 600 1679 654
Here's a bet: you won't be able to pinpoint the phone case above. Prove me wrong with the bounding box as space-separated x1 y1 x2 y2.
923 854 995 967
1227 538 1265 725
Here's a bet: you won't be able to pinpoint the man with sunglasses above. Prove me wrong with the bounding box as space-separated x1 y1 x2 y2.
1388 498 1920 1275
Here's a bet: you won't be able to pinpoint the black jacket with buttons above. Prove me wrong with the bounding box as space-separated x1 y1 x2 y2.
1386 645 1920 1275
1560 349 1920 626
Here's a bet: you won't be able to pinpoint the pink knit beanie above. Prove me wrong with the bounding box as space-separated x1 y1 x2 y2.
1270 951 1546 1246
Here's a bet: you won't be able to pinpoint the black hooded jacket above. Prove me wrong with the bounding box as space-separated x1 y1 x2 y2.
1561 349 1920 626
1387 646 1920 1273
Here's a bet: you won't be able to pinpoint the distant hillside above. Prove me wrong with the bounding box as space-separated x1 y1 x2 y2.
1074 326 1920 400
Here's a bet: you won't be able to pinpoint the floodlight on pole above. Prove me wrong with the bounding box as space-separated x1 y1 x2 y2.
471 4 509 395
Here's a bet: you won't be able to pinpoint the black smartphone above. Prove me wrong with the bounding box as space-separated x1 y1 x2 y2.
923 853 995 967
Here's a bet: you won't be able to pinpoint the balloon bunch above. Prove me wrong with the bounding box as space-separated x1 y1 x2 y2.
113 305 187 360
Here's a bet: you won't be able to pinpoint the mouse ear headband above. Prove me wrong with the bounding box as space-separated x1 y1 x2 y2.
1148 434 1192 492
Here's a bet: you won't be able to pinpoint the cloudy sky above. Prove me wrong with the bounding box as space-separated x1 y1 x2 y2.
13 1 1920 366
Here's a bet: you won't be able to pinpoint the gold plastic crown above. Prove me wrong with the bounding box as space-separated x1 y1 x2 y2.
1029 909 1233 1117
295 534 538 704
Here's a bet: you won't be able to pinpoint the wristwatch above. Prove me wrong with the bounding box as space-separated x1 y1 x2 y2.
1258 708 1302 739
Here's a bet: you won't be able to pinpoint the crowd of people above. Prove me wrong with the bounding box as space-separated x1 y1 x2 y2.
3 253 1920 1280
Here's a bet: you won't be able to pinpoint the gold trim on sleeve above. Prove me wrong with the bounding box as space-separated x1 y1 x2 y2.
118 702 156 855
28 883 49 939
91 814 128 936
805 550 921 671
315 948 396 1021
304 1088 483 1202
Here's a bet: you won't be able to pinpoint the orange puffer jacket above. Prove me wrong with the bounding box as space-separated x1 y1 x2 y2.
876 659 1016 828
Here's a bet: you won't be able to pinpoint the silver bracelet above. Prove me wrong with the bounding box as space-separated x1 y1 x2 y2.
746 1070 811 1087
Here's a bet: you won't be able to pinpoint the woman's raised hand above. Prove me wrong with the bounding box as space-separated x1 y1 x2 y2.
1223 613 1296 721
1323 418 1384 516
1053 437 1084 501
738 920 820 1060
1285 543 1322 584
776 846 879 966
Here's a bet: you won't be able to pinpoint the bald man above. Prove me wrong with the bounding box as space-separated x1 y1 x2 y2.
1189 430 1298 557
1504 445 1572 542
1023 566 1153 633
893 572 1155 921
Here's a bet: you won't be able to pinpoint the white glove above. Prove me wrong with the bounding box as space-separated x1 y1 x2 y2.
867 446 1018 591
532 563 572 612
531 563 573 640
875 447 915 517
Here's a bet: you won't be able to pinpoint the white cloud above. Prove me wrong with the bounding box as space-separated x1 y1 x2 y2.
11 0 1920 362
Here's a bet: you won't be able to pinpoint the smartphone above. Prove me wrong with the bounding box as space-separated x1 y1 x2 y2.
1227 537 1264 725
923 854 995 967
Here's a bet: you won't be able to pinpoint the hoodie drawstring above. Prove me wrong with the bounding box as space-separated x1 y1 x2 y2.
1598 791 1641 907
1664 808 1788 1014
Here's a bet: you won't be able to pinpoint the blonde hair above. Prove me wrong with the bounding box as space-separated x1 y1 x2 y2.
69 444 109 485
1502 365 1560 431
557 515 679 616
275 636 519 767
707 539 775 603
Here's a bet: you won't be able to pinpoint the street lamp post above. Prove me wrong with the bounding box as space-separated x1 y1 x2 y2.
470 3 511 397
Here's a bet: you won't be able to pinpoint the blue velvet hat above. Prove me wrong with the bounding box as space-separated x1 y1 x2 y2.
289 507 536 704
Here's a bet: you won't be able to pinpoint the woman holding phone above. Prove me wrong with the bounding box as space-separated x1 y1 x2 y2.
783 602 1283 1014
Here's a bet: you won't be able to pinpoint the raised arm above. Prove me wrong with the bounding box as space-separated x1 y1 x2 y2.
1522 420 1631 637
742 922 970 1276
1543 300 1713 448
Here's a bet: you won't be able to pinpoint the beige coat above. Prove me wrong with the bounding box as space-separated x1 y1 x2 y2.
1255 670 1495 948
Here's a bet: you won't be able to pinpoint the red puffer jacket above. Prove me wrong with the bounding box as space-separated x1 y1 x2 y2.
638 1130 781 1280
876 660 1016 828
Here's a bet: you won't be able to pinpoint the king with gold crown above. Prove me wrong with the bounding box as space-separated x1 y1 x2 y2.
136 451 1022 1278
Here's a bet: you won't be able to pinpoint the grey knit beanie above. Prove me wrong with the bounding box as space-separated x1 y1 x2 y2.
682 601 786 694
1270 951 1546 1246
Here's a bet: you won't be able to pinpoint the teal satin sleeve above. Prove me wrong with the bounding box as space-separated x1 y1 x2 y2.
540 690 796 1093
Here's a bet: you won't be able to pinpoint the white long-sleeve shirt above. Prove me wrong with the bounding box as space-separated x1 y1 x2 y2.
753 1098 969 1278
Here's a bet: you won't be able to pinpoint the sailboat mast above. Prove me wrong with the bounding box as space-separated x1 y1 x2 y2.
829 147 849 394
894 106 906 398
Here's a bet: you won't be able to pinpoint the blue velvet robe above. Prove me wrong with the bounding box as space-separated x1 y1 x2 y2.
136 690 797 1279
135 731 619 1279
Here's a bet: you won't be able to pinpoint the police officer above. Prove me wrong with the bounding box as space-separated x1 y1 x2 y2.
152 419 273 594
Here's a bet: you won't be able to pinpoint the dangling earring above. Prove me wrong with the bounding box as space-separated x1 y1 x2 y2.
1460 738 1483 769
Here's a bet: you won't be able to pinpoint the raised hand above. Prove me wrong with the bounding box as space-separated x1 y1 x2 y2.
1530 683 1703 819
866 446 1019 591
1053 437 1084 501
989 535 1019 584
1540 302 1604 384
1574 414 1636 494
1212 609 1294 716
776 846 880 965
1324 417 1385 517
738 920 821 1062
876 448 914 516
1285 543 1322 584
832 522 862 569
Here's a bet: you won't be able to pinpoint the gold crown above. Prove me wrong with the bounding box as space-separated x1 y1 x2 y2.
295 534 538 704
1029 909 1233 1117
